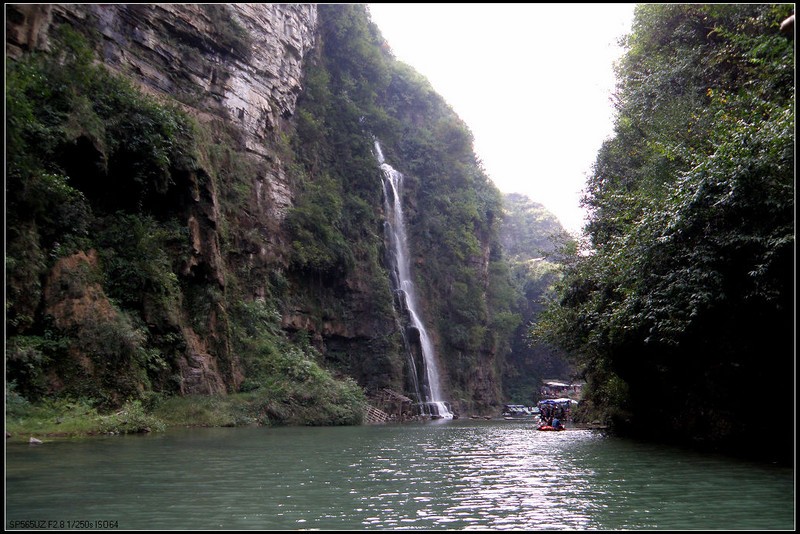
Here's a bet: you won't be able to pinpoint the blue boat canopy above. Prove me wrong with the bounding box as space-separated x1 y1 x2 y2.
538 398 578 406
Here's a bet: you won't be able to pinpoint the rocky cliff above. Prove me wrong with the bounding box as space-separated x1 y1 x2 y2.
7 3 327 397
498 194 574 403
8 4 315 155
6 4 514 416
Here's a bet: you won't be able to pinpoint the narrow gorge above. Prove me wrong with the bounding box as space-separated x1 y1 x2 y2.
7 4 560 422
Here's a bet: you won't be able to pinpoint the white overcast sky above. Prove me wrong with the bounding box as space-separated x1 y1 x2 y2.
367 3 637 235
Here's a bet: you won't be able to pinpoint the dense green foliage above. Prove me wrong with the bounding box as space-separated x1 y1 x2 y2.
6 25 366 425
537 4 794 461
6 4 521 425
6 26 198 405
5 391 167 438
289 5 518 411
500 193 570 260
499 194 575 404
285 4 405 395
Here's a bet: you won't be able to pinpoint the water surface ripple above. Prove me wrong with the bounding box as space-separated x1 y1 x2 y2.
5 420 794 530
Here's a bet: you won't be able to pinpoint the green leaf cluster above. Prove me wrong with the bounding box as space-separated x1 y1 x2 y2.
5 24 368 425
498 194 576 404
538 4 794 460
6 26 198 404
284 5 521 410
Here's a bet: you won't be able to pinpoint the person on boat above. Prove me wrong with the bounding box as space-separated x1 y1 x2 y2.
552 417 564 430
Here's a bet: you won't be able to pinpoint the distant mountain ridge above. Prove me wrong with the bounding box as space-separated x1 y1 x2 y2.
500 193 569 260
498 193 574 404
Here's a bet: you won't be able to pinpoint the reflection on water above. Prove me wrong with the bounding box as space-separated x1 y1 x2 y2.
5 420 794 530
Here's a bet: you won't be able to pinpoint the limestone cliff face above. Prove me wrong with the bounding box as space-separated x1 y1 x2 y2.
8 4 315 147
7 4 314 208
7 4 335 395
6 4 505 411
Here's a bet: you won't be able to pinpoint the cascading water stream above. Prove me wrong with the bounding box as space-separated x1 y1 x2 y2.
375 141 453 419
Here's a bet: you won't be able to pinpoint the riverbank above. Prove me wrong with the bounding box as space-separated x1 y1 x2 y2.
6 392 610 444
5 390 366 443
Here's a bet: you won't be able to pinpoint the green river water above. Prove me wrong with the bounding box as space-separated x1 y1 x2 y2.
5 419 794 530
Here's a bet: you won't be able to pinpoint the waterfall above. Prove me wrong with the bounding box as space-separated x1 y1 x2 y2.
375 141 453 419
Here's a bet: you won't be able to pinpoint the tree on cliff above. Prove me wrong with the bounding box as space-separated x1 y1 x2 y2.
6 4 521 422
291 4 517 412
498 193 575 404
537 4 794 462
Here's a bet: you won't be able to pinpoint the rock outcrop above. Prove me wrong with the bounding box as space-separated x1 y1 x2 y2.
7 4 319 395
7 4 316 215
6 4 506 411
8 4 316 153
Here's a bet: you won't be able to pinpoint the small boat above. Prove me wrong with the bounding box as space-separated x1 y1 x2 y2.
536 398 576 431
536 424 565 431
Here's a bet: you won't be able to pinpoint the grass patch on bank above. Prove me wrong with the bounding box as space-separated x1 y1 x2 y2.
6 398 102 439
6 383 367 442
152 385 367 428
5 394 165 441
151 393 264 428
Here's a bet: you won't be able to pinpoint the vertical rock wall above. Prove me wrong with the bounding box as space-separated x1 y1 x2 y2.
6 4 319 395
